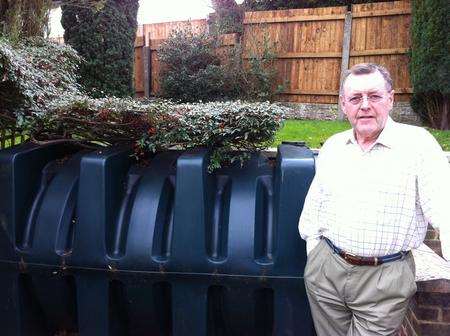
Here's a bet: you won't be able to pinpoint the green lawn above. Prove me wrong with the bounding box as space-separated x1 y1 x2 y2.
273 120 450 151
0 133 28 149
428 129 450 151
272 120 351 149
1 121 449 152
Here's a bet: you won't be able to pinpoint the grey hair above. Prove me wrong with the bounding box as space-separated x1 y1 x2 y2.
339 63 393 96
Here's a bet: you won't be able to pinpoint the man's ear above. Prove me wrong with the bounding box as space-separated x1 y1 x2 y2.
389 90 395 102
388 90 395 108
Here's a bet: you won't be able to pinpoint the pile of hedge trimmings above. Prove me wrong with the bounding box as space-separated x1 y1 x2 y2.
0 38 286 169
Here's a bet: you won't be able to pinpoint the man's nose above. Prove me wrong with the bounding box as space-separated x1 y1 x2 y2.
360 96 370 109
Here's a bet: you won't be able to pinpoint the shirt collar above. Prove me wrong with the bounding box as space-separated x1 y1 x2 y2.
376 116 396 148
345 116 396 149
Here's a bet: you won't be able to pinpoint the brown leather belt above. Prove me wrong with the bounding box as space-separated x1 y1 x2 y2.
324 237 408 266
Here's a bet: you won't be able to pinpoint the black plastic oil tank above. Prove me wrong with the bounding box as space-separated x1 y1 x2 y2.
0 142 316 336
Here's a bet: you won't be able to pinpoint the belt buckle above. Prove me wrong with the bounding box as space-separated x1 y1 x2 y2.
343 251 360 264
343 252 379 266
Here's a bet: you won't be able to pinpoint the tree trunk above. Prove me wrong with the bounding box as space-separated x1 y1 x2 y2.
0 0 51 41
440 95 449 130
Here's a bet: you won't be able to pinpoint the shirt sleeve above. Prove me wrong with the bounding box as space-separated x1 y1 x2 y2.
298 140 332 250
298 174 323 245
416 130 450 261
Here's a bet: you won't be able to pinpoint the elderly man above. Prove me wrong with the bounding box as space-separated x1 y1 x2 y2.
298 63 450 336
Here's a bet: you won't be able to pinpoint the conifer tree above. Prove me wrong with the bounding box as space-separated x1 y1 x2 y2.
410 0 449 129
61 0 139 97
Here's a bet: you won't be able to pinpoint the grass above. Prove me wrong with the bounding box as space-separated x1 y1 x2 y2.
272 120 351 149
273 120 450 151
0 133 28 149
427 129 450 151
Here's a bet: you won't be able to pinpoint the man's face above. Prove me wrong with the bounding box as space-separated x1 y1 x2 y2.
341 71 394 141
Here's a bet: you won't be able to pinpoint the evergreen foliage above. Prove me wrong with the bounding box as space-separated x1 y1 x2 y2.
242 0 388 10
0 38 286 169
61 0 139 98
0 37 82 127
410 0 449 130
158 28 226 102
158 27 280 103
209 0 244 34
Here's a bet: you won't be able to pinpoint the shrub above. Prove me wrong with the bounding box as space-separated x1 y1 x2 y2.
241 27 282 101
410 0 449 130
158 28 227 102
0 38 286 169
19 96 287 169
0 37 82 128
158 27 281 102
61 0 139 98
138 100 286 170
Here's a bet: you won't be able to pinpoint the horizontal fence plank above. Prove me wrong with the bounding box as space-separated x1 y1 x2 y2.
265 52 342 59
282 87 412 96
282 90 339 96
244 48 409 60
349 48 409 56
243 13 346 24
352 8 411 18
142 19 207 42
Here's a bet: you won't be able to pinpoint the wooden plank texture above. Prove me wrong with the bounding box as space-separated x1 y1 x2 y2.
282 90 339 96
244 13 346 24
143 47 151 97
339 11 353 118
243 5 347 104
142 19 207 44
245 52 342 59
134 35 144 47
134 0 412 103
352 8 411 18
349 0 412 104
134 44 144 94
350 48 409 56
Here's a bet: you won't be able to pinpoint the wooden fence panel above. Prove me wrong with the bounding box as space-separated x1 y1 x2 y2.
135 1 412 104
149 38 166 96
135 20 208 96
143 19 207 43
243 6 347 104
350 0 412 102
215 33 240 64
134 36 145 97
240 0 412 104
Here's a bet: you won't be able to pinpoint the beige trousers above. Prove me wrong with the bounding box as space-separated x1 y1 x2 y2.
304 239 417 336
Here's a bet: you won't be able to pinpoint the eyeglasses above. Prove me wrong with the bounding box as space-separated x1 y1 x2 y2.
346 93 385 106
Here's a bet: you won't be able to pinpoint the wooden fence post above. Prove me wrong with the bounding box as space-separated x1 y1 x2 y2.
338 11 352 120
143 46 151 98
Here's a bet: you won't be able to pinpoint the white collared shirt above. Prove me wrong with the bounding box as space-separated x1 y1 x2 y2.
298 117 450 260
